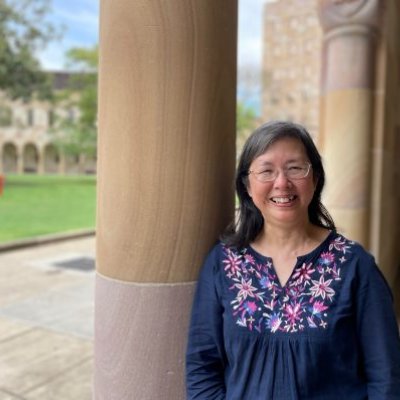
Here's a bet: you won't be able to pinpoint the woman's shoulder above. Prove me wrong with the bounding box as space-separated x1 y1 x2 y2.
204 240 247 262
330 232 386 281
197 241 247 286
328 232 374 262
200 240 252 274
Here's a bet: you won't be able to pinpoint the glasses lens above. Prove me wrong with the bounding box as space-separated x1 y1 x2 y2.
286 164 310 179
257 171 275 182
253 163 310 182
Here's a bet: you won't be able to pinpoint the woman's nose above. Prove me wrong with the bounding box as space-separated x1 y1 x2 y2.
273 170 292 188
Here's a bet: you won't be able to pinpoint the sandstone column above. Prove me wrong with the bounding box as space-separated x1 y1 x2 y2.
78 153 85 174
318 0 383 244
16 146 23 174
95 1 237 399
58 152 66 175
37 147 45 174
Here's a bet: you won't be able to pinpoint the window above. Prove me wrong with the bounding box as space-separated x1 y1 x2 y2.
0 106 12 127
27 109 34 126
48 109 55 127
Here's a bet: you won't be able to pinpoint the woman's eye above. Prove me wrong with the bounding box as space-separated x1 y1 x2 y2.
288 166 302 171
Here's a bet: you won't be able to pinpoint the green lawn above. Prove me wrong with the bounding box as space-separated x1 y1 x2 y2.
0 174 96 242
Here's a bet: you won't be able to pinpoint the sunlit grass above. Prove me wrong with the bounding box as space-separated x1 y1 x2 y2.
0 174 96 242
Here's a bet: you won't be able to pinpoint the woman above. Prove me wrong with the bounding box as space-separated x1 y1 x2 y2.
186 121 400 399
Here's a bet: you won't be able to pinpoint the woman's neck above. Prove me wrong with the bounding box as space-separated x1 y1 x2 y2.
252 222 329 258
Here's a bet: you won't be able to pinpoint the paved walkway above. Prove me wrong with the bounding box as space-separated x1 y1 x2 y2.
0 236 95 400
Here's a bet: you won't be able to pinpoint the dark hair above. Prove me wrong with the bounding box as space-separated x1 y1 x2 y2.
222 120 336 248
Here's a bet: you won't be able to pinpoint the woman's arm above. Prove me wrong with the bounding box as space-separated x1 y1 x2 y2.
356 255 400 399
186 246 227 399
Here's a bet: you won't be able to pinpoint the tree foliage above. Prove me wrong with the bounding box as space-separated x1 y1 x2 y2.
0 0 58 100
53 46 98 158
237 101 257 153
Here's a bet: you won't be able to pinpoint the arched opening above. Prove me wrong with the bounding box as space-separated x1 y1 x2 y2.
65 153 80 174
23 143 39 173
44 144 60 173
2 142 18 173
84 155 97 174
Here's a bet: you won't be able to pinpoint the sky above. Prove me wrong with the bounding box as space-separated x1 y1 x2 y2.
38 0 266 112
37 0 99 70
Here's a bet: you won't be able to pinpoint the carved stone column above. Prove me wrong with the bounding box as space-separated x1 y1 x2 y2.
318 0 383 245
95 1 237 399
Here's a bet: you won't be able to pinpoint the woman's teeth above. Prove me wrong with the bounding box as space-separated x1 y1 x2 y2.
271 195 296 204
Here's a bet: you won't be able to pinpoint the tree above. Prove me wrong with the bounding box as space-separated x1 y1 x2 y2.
236 101 258 153
52 46 98 158
0 0 58 100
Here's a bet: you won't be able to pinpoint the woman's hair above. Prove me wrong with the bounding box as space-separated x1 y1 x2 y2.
222 120 336 248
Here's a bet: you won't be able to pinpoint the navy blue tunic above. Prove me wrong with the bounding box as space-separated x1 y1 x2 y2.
186 231 400 399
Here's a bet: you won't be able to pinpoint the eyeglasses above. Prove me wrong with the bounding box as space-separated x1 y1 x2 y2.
248 162 312 182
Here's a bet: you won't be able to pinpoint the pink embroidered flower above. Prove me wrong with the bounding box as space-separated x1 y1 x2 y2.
243 301 257 315
310 276 335 300
319 252 335 266
329 237 351 254
292 262 315 285
234 277 257 300
283 302 303 326
223 249 242 275
244 254 255 265
311 300 328 315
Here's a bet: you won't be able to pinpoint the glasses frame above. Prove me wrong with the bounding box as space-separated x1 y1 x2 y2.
248 162 312 183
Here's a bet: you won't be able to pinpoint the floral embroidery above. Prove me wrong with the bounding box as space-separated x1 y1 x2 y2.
223 234 352 333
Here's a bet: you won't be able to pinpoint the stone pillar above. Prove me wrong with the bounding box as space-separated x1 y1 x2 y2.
37 146 45 174
58 152 66 175
16 146 23 174
95 1 237 399
318 0 383 245
78 153 85 174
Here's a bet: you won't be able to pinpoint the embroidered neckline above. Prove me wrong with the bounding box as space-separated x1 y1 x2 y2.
247 230 336 265
247 231 336 290
222 233 353 333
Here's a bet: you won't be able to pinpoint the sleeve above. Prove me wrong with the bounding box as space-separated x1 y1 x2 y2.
355 254 400 399
186 245 227 400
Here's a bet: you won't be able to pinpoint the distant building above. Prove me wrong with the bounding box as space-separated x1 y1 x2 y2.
0 71 96 175
262 0 321 139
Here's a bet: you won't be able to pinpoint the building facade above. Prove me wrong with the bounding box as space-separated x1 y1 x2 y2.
262 0 321 139
0 72 96 175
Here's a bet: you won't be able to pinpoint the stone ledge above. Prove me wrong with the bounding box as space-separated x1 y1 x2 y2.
0 230 95 253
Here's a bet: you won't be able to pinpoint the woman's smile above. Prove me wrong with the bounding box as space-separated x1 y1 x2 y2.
269 194 297 205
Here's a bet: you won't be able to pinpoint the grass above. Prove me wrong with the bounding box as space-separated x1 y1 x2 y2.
0 174 96 242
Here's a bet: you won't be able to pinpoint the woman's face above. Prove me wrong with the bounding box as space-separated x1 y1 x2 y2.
247 137 316 228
